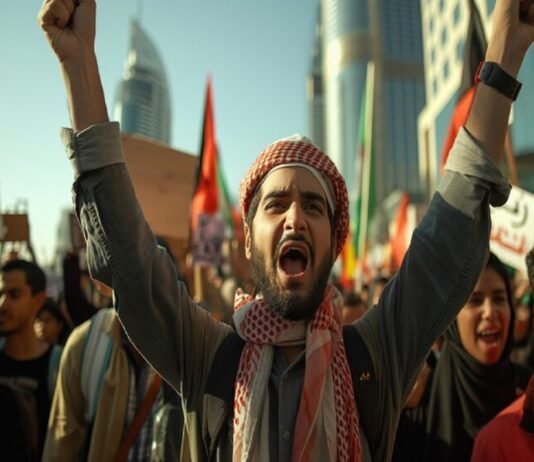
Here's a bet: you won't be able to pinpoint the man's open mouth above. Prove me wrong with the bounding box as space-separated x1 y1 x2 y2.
278 244 309 276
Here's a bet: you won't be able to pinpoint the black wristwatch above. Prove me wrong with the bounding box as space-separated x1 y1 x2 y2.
475 61 522 101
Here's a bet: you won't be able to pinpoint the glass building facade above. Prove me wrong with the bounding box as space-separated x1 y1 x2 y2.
320 0 426 204
113 21 172 145
307 7 327 152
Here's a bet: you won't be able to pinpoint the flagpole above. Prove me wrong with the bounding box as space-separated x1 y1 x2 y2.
357 61 375 283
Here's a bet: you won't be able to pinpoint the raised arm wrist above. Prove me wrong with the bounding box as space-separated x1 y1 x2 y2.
61 51 109 132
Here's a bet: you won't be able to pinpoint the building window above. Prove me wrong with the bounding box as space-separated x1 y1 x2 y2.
444 60 449 80
433 78 439 96
441 27 448 46
453 3 461 24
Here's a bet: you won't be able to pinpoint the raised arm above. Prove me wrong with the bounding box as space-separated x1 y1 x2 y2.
353 4 534 455
38 0 232 407
39 0 108 131
466 0 534 160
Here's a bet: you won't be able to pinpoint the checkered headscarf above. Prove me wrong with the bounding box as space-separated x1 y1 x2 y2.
239 135 349 257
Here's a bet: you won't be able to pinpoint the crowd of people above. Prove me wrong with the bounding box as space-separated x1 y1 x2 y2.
1 0 534 460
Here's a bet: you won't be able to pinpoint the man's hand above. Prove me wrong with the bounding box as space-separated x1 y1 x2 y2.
39 0 96 63
486 0 534 76
466 0 534 163
38 0 107 131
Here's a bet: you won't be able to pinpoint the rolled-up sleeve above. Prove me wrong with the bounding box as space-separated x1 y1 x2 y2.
61 122 231 408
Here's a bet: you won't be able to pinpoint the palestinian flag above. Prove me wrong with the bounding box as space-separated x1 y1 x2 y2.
190 78 237 237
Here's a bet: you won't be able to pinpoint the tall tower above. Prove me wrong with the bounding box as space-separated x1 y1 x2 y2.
113 20 172 145
320 0 426 205
307 7 326 152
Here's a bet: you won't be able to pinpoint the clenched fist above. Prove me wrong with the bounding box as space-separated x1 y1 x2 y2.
39 0 96 63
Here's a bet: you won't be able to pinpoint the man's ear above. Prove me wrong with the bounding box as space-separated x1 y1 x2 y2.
244 223 252 260
32 291 46 315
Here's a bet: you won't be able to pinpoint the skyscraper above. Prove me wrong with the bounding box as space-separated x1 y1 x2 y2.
114 20 172 145
418 0 534 193
319 0 426 206
307 7 326 152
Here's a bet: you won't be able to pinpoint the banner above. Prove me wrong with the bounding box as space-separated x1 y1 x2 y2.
490 186 534 272
192 214 225 266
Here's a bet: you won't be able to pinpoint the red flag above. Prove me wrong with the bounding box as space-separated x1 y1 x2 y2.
390 192 410 270
440 0 486 170
191 78 219 232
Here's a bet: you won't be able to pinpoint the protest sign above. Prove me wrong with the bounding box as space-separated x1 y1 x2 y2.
490 186 534 272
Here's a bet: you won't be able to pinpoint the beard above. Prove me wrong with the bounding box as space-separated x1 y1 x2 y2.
250 238 333 321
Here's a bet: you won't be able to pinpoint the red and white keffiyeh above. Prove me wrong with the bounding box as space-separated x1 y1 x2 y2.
232 285 361 462
239 135 349 258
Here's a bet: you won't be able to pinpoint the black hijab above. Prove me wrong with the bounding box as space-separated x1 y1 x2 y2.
423 253 518 461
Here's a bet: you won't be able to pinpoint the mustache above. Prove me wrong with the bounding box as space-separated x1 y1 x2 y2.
274 233 314 261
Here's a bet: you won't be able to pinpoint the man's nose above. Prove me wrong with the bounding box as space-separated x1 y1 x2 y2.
284 202 307 233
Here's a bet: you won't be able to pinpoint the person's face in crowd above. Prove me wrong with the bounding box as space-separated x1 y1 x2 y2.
0 270 45 337
245 167 334 320
457 267 512 365
34 310 64 345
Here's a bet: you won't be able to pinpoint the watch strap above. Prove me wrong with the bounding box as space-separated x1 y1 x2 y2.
475 61 522 101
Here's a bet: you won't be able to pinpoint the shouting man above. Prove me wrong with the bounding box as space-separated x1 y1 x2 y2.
39 0 534 460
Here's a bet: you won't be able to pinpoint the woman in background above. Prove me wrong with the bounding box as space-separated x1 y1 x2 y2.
393 253 531 461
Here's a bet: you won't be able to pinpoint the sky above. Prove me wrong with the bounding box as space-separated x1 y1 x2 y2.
0 1 318 265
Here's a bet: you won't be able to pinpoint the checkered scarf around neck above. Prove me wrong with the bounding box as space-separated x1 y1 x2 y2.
232 285 361 462
239 134 349 258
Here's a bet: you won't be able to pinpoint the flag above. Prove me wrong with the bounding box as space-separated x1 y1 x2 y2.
440 0 486 170
340 227 356 290
353 61 377 286
190 77 237 236
390 192 410 271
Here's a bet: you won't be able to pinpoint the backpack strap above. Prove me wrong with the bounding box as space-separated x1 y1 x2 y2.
81 308 115 423
203 332 244 459
342 325 379 455
47 344 63 400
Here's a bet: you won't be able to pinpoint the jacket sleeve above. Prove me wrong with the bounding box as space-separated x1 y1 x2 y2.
60 123 232 405
42 323 88 461
354 127 511 412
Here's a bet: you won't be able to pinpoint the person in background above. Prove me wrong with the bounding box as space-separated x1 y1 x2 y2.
43 307 183 462
471 248 534 462
393 253 531 461
0 259 62 460
34 298 71 346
